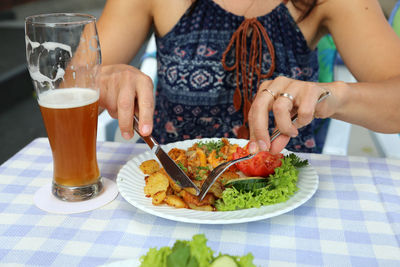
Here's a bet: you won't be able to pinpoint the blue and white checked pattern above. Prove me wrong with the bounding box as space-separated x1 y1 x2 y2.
0 138 399 267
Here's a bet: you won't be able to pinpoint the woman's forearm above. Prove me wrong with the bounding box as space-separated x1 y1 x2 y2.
331 76 400 133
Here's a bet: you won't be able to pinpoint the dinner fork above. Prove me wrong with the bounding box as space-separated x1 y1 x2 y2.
198 90 331 200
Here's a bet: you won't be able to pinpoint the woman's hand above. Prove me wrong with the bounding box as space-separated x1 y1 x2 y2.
98 64 155 140
248 76 342 154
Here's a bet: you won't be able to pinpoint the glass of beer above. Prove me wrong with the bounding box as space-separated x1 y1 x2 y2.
25 13 103 201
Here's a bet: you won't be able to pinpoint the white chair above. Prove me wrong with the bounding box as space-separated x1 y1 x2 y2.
97 110 118 142
139 34 157 86
322 119 351 156
371 133 400 159
330 65 400 159
320 64 354 156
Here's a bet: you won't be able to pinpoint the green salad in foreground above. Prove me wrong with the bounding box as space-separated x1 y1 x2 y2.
216 154 308 211
140 234 256 267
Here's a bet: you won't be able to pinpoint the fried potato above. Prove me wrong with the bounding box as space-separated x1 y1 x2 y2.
183 187 198 196
159 168 182 193
166 186 174 196
182 178 202 196
187 203 215 211
180 190 215 206
139 159 160 175
164 195 188 209
199 193 215 206
144 172 169 197
152 190 166 205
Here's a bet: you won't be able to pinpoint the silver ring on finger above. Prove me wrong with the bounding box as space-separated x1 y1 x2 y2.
278 92 294 102
261 88 276 99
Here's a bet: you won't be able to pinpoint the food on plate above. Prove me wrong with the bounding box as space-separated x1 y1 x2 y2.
139 138 308 211
232 147 283 177
139 159 161 175
139 234 256 267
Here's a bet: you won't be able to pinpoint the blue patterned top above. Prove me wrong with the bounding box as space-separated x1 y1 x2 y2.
153 0 328 153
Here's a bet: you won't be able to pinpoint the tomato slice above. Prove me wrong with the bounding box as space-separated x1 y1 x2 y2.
232 146 283 177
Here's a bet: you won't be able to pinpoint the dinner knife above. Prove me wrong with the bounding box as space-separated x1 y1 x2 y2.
133 115 200 195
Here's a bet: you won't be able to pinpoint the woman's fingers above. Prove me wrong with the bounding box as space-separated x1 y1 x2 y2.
273 89 298 137
117 74 136 139
98 64 154 140
273 82 320 136
135 75 154 136
249 76 334 154
269 135 290 154
248 76 291 153
248 81 273 153
104 73 119 118
117 72 154 139
294 84 322 128
98 67 115 117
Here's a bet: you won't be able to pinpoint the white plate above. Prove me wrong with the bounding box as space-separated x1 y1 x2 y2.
117 138 318 224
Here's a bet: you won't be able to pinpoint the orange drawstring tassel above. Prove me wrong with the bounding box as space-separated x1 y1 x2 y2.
221 17 275 139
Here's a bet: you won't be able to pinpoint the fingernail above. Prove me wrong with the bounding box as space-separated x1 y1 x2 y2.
258 140 268 151
141 124 151 135
122 132 131 140
248 142 257 154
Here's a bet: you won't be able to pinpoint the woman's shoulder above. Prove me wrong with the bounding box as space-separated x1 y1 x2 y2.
152 0 195 37
297 0 384 46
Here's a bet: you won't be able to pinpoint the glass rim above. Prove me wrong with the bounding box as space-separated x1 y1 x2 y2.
25 13 96 26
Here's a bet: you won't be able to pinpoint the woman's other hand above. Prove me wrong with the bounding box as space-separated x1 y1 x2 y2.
248 76 343 154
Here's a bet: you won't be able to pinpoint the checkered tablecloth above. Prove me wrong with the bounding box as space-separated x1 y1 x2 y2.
0 138 399 267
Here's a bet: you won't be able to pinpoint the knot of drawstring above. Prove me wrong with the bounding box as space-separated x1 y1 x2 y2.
221 17 275 139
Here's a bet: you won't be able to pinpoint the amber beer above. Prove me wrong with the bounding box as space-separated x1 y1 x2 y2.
39 88 100 187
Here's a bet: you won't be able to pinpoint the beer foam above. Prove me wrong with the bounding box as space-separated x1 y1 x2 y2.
25 36 72 87
38 88 99 109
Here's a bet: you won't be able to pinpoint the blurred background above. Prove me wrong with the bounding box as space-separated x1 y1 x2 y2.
0 0 398 164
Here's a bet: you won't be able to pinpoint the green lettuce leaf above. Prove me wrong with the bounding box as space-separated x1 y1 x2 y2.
140 246 171 267
166 241 198 267
139 234 213 267
188 234 214 267
139 234 255 267
235 253 257 267
215 157 299 211
213 253 256 267
284 153 309 168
